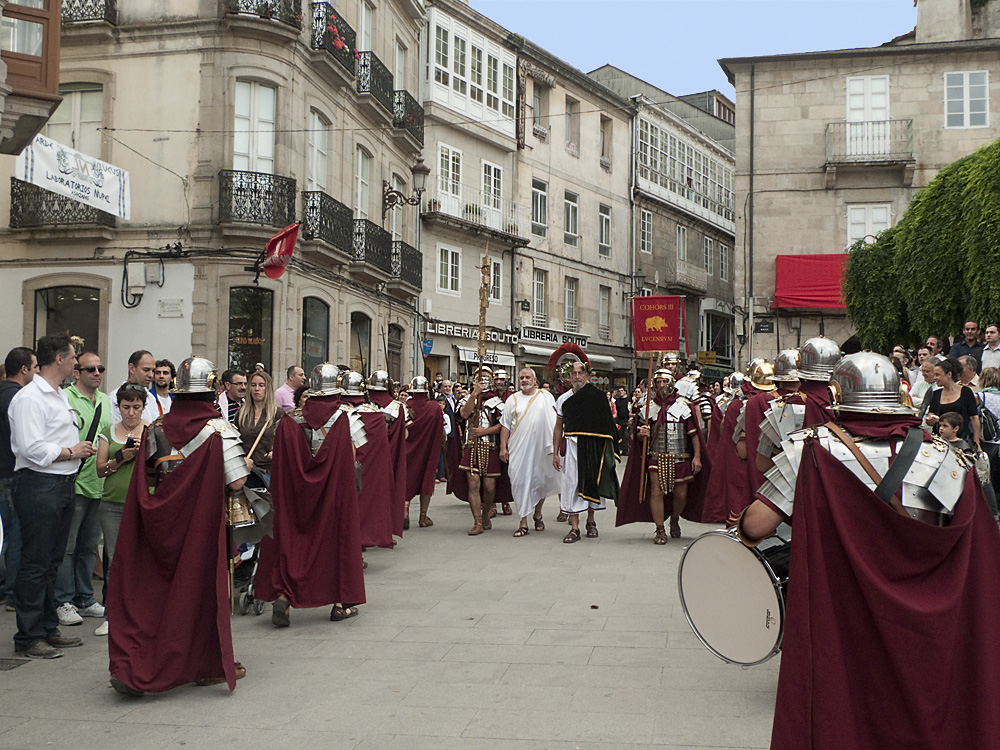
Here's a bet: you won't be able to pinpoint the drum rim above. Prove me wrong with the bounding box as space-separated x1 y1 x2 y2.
676 529 787 667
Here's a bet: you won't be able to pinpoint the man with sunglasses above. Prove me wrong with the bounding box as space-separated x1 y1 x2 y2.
8 335 97 659
56 352 111 626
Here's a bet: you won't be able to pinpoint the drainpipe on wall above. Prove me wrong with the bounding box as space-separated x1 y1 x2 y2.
746 62 756 367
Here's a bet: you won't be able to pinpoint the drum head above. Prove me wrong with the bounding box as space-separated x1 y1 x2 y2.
677 531 784 666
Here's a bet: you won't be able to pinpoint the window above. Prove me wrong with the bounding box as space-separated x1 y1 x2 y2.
565 97 580 153
705 312 733 363
564 191 579 246
354 146 371 219
945 71 988 128
720 244 730 282
452 34 467 95
600 116 612 160
531 179 547 237
434 26 449 85
2 14 43 57
2 0 59 95
307 109 329 192
846 75 889 157
46 85 102 157
847 204 891 246
599 286 611 340
486 54 500 111
229 287 273 373
639 210 653 254
599 204 612 257
34 285 101 356
490 259 502 303
532 82 546 127
234 81 276 174
564 277 578 332
532 269 548 327
349 311 371 373
470 45 483 103
438 143 461 197
482 161 501 210
502 63 515 118
358 0 373 51
395 41 406 85
438 246 460 293
677 225 688 261
704 237 714 275
302 297 329 375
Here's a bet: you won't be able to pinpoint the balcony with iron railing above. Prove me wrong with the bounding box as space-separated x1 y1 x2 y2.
356 51 394 117
826 119 914 164
393 90 424 145
223 0 303 29
310 1 357 78
62 0 117 24
422 177 529 240
391 239 422 290
301 190 353 257
636 163 735 233
10 178 116 229
219 170 297 228
353 218 393 275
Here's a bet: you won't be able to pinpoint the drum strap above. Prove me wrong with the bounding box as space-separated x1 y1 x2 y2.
824 422 911 518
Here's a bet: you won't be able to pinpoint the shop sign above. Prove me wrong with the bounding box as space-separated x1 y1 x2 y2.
519 325 588 349
425 321 518 345
457 347 516 368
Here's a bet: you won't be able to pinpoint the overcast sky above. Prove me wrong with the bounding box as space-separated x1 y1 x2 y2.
471 0 918 97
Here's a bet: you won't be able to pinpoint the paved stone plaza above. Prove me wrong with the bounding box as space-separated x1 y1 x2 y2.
0 478 778 749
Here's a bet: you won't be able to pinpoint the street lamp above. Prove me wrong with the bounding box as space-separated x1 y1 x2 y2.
382 157 431 222
630 269 647 297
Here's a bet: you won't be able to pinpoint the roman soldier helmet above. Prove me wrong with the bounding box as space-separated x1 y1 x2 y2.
726 371 747 394
409 375 430 393
771 349 801 382
309 363 342 395
548 342 590 382
367 370 392 391
747 359 777 392
339 370 366 396
828 352 915 414
172 356 217 393
493 369 509 382
652 368 676 390
792 337 842 381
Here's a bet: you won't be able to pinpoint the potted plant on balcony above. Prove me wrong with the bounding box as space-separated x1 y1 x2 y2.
463 204 482 222
426 198 440 212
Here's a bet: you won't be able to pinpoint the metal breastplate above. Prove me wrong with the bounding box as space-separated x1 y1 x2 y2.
461 395 501 448
652 420 687 455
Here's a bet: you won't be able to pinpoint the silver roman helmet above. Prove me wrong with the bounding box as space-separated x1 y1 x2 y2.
339 370 366 396
172 356 217 393
652 368 676 392
367 370 392 391
792 337 842 381
409 375 430 393
828 352 915 414
726 371 747 394
309 363 342 395
771 349 801 382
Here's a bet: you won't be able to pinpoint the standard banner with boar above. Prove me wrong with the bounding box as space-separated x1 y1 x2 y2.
631 295 682 352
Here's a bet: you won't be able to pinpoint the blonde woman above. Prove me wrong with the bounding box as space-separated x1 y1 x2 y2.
235 368 284 479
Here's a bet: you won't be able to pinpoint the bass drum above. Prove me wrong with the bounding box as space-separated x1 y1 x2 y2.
677 530 791 666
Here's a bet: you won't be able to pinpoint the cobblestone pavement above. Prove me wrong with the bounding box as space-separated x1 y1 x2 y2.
0 477 778 749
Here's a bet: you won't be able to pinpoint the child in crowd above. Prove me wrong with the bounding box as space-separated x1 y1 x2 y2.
939 411 973 455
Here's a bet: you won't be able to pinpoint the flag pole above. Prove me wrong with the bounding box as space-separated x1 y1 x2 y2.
638 353 655 502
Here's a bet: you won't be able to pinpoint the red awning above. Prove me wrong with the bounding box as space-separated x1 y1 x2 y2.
772 253 848 309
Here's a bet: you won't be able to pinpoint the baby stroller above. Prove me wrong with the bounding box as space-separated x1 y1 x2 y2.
230 472 273 616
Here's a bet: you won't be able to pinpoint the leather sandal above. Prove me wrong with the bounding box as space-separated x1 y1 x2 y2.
585 521 599 538
272 597 290 628
556 512 568 523
533 515 545 531
670 518 682 538
110 677 144 697
468 521 484 536
418 514 433 527
513 526 529 537
195 661 246 686
563 528 581 544
488 506 497 518
330 605 359 621
482 514 492 531
402 517 410 530
654 526 668 545
501 502 512 515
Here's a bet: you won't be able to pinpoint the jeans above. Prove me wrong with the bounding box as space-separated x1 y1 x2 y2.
0 477 21 603
99 501 124 613
11 470 76 652
54 494 102 608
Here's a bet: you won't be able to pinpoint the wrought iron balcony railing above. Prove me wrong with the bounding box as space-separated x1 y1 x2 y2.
219 170 297 227
826 119 914 164
357 51 393 115
353 218 393 273
311 1 357 76
62 0 117 24
393 90 424 144
10 178 116 228
224 0 303 29
301 190 353 254
391 239 422 288
422 175 528 237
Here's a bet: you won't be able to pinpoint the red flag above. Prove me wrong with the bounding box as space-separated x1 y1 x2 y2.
631 295 681 352
262 223 299 280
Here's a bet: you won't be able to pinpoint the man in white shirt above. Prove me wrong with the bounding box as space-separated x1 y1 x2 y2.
151 359 175 417
110 350 158 424
8 335 97 659
275 365 305 413
981 325 1000 371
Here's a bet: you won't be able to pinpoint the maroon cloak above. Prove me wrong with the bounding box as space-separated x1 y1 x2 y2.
254 400 366 608
342 397 394 549
369 391 407 537
771 434 1000 749
404 393 445 499
616 393 711 526
701 389 752 524
108 400 236 692
799 379 832 427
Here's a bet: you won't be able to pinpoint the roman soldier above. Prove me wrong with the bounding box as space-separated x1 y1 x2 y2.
367 371 408 535
403 376 445 530
457 366 505 535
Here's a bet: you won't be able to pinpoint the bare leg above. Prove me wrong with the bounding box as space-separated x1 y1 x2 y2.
483 477 497 521
467 472 484 534
649 471 668 544
670 482 688 538
418 493 433 527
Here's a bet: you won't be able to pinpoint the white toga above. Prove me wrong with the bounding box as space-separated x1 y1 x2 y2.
499 389 562 518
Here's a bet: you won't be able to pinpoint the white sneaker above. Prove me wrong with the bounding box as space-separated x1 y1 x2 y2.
77 602 105 618
94 620 109 636
57 602 83 626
